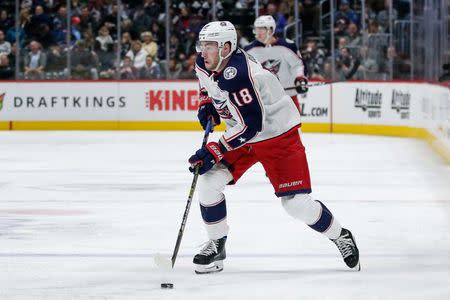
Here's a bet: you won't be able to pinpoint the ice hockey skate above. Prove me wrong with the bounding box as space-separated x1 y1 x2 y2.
332 228 361 271
193 237 227 274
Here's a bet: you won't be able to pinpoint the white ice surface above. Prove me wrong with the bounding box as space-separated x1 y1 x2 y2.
0 131 449 300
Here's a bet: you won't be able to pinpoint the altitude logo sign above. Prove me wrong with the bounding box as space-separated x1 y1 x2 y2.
0 93 4 111
354 88 382 118
390 89 410 119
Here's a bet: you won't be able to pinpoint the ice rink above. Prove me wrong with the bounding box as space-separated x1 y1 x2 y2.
0 130 449 300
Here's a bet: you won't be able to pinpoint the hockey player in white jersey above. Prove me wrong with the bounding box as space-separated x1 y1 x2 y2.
189 21 360 274
244 15 308 111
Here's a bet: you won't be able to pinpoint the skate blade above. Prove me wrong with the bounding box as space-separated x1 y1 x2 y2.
351 261 361 271
154 253 172 270
194 260 223 274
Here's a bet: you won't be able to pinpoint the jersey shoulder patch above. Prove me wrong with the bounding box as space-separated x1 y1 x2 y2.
223 66 237 80
217 51 250 91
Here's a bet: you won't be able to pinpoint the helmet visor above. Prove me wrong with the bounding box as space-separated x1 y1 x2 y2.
196 41 219 54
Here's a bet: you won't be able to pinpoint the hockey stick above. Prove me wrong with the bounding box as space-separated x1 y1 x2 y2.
284 80 344 91
154 119 213 269
285 60 360 92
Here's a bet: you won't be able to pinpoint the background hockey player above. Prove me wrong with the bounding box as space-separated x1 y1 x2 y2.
244 15 308 111
189 20 360 274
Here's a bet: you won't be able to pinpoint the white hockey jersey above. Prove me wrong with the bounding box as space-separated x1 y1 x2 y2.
195 49 300 151
244 38 307 96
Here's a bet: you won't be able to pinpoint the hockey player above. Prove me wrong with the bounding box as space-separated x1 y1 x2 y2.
189 21 360 274
244 15 308 110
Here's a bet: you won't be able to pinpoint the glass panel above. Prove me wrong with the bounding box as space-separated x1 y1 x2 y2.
0 0 447 81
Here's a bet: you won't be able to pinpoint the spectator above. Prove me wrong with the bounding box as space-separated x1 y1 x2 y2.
334 17 349 39
120 31 132 58
377 0 398 32
334 37 349 57
99 4 119 39
334 0 359 26
24 41 47 79
144 0 161 20
120 56 138 79
6 10 29 47
79 6 98 34
176 7 191 35
336 47 358 80
132 8 151 38
0 9 13 33
125 40 147 69
179 53 197 79
151 21 164 44
139 55 161 79
28 5 51 39
367 20 388 62
384 46 410 79
165 58 182 79
66 40 98 80
0 54 14 80
95 41 117 79
169 35 183 60
322 61 334 80
299 0 320 37
368 19 380 34
141 31 158 59
82 29 96 50
355 46 379 79
35 23 54 48
346 23 361 49
0 30 11 56
95 26 113 51
266 3 288 37
46 44 67 79
53 6 68 30
51 19 66 46
182 30 198 57
303 39 325 77
189 15 204 34
71 0 83 17
70 16 82 42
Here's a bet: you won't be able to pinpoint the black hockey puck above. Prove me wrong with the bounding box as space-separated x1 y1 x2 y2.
161 283 174 289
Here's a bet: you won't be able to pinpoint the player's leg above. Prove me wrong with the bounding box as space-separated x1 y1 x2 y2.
194 146 258 274
194 164 232 274
281 194 360 270
255 128 360 270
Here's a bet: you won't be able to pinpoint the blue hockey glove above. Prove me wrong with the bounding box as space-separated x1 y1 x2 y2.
188 142 226 175
294 76 309 94
198 89 220 131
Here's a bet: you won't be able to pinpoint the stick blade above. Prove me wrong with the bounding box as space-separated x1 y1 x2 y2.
154 253 173 270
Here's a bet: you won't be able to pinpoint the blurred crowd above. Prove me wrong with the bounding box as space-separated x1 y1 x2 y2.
0 0 436 81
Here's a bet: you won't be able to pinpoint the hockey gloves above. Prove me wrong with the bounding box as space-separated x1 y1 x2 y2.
294 76 309 94
189 142 226 175
198 89 220 131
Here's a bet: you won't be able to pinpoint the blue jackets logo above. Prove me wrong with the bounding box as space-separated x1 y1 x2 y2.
223 67 237 80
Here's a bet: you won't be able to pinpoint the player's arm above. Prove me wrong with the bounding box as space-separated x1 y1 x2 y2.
188 74 264 175
194 58 221 131
285 41 309 94
219 82 264 151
